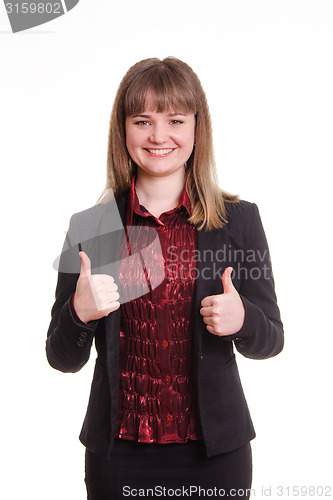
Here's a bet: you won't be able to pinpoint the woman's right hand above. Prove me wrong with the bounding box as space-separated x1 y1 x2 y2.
73 251 120 324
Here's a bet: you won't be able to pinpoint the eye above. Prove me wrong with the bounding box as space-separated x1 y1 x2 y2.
169 120 183 125
134 121 150 126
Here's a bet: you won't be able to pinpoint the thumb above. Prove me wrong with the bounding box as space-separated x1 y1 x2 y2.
79 251 92 277
221 267 236 294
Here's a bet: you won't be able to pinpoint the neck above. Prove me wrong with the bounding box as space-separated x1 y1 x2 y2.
135 168 186 214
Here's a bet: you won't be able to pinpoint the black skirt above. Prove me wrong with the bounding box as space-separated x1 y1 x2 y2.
85 438 252 500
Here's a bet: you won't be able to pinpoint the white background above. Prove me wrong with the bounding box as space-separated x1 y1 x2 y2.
0 1 332 498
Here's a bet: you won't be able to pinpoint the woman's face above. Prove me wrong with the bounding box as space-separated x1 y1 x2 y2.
125 102 195 179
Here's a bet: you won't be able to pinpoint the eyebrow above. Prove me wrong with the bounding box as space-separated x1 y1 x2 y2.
131 112 187 119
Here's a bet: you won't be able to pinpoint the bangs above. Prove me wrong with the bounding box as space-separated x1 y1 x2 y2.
123 66 197 116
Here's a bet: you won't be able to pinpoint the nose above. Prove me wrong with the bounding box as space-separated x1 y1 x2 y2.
149 124 168 144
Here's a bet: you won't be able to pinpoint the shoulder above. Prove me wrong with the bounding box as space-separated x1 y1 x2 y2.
224 199 259 227
222 199 270 255
58 192 129 275
71 191 127 219
214 199 262 249
69 191 128 239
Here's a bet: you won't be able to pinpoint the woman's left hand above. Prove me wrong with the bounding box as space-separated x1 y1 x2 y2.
200 267 245 336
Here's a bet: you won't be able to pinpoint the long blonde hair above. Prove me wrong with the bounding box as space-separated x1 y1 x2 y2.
99 57 239 231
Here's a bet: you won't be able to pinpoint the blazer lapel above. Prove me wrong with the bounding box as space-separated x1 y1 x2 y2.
103 193 128 381
193 226 222 362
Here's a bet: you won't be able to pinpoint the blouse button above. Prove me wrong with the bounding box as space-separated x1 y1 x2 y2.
166 414 173 422
160 299 166 308
164 375 171 383
162 340 169 348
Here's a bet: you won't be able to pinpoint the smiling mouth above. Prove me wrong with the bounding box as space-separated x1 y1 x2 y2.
145 148 175 156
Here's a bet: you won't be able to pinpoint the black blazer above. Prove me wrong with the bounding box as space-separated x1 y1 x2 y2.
46 191 284 458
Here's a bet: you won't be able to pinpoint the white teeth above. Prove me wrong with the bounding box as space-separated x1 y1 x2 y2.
146 149 174 155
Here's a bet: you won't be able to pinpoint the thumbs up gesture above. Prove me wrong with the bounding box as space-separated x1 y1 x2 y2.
200 267 245 336
73 251 120 324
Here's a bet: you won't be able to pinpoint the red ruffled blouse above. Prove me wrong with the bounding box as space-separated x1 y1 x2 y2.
114 176 203 444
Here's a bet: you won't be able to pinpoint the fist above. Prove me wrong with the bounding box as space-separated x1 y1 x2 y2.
200 267 245 336
73 251 120 324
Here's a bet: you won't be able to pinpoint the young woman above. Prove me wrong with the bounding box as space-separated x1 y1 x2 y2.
46 57 284 499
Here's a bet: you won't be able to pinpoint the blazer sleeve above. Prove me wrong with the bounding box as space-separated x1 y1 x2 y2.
223 203 284 360
45 214 98 373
